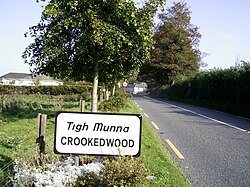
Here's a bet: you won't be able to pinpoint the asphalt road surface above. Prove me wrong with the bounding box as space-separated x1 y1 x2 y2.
133 95 250 187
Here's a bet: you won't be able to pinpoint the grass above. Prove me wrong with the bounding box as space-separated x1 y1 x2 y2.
0 118 40 186
0 94 190 186
0 94 87 186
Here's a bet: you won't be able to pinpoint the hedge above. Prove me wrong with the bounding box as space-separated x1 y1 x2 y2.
0 85 90 95
163 63 250 117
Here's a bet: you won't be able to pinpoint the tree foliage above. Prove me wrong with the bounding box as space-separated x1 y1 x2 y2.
23 0 164 111
23 0 163 82
139 2 201 86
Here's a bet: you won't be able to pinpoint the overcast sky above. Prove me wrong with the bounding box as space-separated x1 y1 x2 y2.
0 0 249 76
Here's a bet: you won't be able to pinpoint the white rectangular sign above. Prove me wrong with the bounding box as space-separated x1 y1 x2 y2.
54 112 142 157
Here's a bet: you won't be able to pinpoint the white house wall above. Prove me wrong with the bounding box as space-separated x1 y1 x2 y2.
40 81 63 86
0 78 63 86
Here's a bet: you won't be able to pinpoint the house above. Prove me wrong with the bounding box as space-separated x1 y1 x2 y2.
0 72 63 86
133 83 148 94
124 83 148 94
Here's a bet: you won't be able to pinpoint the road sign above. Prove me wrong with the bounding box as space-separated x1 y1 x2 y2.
122 82 128 87
54 112 142 157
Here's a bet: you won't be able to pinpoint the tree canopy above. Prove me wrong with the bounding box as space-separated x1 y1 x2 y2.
23 0 164 111
24 0 155 80
139 2 201 86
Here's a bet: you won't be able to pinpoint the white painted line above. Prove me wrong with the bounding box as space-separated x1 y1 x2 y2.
248 131 250 134
166 139 185 160
196 113 247 132
151 121 159 130
139 108 143 111
144 113 149 118
146 97 247 132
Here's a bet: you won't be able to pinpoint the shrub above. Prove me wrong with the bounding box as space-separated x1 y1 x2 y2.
98 88 130 112
102 156 147 186
73 156 147 187
114 88 131 98
1 99 43 117
98 96 127 112
81 92 91 102
62 94 80 102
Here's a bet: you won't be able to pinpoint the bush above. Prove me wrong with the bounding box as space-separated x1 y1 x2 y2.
2 99 43 117
114 88 131 98
98 96 127 112
73 156 147 187
102 156 147 186
98 88 130 112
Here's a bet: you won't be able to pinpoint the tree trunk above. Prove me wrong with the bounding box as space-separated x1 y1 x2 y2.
112 83 116 96
105 85 109 100
99 89 104 102
91 65 99 112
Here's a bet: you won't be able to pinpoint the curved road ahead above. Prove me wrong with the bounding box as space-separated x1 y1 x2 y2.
133 95 250 187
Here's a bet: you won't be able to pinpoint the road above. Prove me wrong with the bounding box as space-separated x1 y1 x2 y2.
133 95 250 187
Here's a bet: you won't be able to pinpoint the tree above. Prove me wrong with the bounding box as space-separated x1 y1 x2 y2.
23 0 163 111
139 2 201 86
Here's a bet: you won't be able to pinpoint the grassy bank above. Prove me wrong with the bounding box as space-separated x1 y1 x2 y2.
0 94 190 186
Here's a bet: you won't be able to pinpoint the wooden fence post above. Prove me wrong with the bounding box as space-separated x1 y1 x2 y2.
74 99 85 166
80 99 85 112
37 113 47 166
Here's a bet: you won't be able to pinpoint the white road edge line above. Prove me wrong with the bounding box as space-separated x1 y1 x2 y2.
197 113 247 132
144 113 149 118
146 97 247 132
166 139 185 160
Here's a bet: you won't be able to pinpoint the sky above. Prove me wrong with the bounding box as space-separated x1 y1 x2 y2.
0 0 250 76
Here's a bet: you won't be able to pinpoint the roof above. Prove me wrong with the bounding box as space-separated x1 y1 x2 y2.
32 74 59 81
0 72 62 82
134 83 147 88
0 72 31 79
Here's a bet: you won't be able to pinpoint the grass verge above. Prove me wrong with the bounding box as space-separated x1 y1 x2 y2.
0 94 190 186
